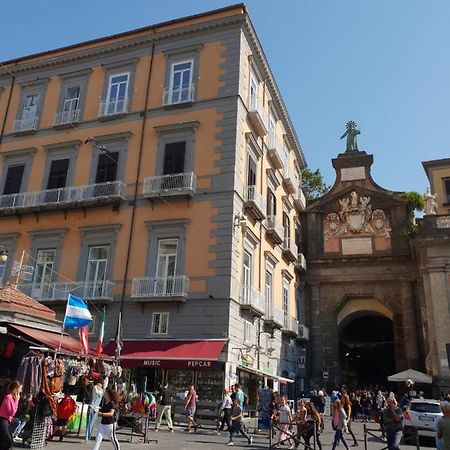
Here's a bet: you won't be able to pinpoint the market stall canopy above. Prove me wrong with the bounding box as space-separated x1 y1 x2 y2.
104 339 227 368
387 368 432 384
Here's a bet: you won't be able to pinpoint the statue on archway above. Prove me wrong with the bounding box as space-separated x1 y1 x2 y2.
423 187 438 215
340 121 360 152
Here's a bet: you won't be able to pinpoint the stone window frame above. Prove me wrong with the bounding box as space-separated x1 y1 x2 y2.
41 140 81 190
88 131 132 185
0 147 36 194
441 177 450 204
145 219 189 277
0 233 19 283
76 224 121 282
55 69 92 124
154 122 199 175
28 229 67 285
14 79 49 132
162 44 203 106
149 311 170 336
243 317 253 345
100 58 139 117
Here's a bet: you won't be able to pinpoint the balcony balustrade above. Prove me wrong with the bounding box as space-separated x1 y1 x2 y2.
294 189 306 212
282 316 299 336
98 97 128 117
282 237 298 263
131 276 189 301
267 136 287 170
297 323 310 341
247 96 268 137
243 185 266 221
295 253 307 272
0 181 126 215
282 166 296 194
265 215 284 245
264 305 284 329
13 116 38 133
53 109 80 127
239 285 265 317
163 84 195 106
143 172 196 198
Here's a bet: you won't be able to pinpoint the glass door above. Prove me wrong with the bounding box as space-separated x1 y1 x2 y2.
32 249 56 299
155 238 178 294
106 73 129 114
21 94 39 128
265 270 273 317
85 246 109 297
169 61 193 103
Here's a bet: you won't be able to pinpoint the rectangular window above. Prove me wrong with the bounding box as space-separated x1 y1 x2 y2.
445 179 450 203
266 189 277 216
63 87 81 113
243 319 252 344
283 212 290 242
249 73 258 110
155 238 178 295
3 165 25 195
32 249 56 298
265 269 273 316
282 281 289 327
268 114 276 148
20 94 39 128
95 152 119 183
85 245 109 297
247 155 257 187
106 73 129 114
163 142 186 175
0 261 6 283
169 61 193 104
47 159 69 190
242 250 253 303
151 312 169 335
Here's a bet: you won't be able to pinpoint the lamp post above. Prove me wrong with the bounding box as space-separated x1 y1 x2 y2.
0 247 7 263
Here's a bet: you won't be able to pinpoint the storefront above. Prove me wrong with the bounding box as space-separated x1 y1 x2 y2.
105 339 227 402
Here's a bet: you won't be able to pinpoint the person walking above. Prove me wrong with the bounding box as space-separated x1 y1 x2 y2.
218 389 232 434
437 401 450 450
382 397 403 450
227 397 252 446
331 399 349 450
155 381 173 432
295 399 307 445
278 396 294 449
302 401 322 450
92 388 120 450
0 380 21 450
184 383 198 432
342 390 358 446
54 387 76 441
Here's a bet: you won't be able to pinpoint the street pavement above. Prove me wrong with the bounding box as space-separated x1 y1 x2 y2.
17 420 436 449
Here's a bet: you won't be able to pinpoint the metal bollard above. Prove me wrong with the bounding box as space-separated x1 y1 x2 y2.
363 424 368 450
415 427 420 450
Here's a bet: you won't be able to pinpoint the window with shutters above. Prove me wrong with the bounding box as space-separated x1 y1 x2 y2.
283 212 290 243
243 318 252 344
3 165 25 195
247 155 257 187
266 188 277 216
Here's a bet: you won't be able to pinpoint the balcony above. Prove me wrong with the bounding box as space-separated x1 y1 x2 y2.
294 189 306 212
20 281 115 303
98 97 128 118
143 172 196 198
131 276 189 302
239 285 265 317
263 306 284 330
282 316 299 337
267 136 286 170
295 253 307 272
265 215 284 245
247 97 268 137
13 116 38 134
0 181 126 216
282 166 296 195
243 186 266 221
53 109 80 127
296 323 310 341
282 237 298 263
163 84 195 106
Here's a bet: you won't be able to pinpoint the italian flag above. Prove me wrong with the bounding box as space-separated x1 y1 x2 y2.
96 307 106 356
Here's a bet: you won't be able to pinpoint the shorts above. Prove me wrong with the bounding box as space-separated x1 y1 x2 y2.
56 419 69 427
186 405 196 418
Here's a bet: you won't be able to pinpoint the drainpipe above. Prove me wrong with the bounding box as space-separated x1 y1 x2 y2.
0 74 15 145
118 36 155 324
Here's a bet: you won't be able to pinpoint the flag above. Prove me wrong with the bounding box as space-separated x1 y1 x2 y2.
79 326 89 355
96 307 106 356
63 294 93 329
115 311 123 360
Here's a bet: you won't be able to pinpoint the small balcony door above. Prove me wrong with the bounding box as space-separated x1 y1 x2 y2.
45 159 70 202
283 212 290 244
85 246 109 298
169 61 193 104
265 269 273 317
3 165 24 195
106 73 129 114
266 188 277 217
62 86 81 121
155 238 178 295
249 73 258 110
32 249 56 299
94 152 119 197
20 94 39 128
162 142 186 190
282 281 289 328
242 250 253 303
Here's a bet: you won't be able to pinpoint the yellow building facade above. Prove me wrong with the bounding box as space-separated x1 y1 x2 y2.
0 5 307 401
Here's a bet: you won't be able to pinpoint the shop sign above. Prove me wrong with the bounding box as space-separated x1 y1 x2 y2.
122 359 225 370
257 388 272 430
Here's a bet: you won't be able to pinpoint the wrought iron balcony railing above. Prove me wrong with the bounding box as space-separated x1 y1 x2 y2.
163 84 195 105
143 172 196 197
98 97 128 117
131 276 189 299
53 109 80 126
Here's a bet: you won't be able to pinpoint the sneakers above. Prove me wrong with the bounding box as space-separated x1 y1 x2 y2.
13 437 22 443
351 443 359 447
169 428 174 432
155 428 159 432
227 442 234 446
248 436 253 445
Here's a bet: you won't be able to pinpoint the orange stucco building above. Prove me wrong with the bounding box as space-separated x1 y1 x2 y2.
0 4 307 401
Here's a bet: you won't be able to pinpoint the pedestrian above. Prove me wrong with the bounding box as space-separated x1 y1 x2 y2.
155 381 173 432
0 380 21 450
436 401 450 450
227 397 252 446
218 388 232 434
234 384 245 410
9 393 31 443
184 383 198 432
54 387 76 441
278 396 294 449
331 399 349 450
342 389 358 446
302 401 322 450
382 397 403 450
295 398 307 444
92 388 120 450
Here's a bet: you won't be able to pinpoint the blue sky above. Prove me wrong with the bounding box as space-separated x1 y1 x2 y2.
1 0 449 193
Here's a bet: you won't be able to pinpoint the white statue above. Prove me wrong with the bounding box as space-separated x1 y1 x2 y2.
424 187 438 216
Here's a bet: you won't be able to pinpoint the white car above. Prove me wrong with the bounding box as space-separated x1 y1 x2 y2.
403 399 443 438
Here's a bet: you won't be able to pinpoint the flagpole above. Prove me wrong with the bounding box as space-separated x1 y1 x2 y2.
55 294 70 360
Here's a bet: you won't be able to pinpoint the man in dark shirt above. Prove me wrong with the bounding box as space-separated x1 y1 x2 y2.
155 382 173 432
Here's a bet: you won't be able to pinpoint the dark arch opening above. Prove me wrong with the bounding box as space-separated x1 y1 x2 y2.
339 315 395 387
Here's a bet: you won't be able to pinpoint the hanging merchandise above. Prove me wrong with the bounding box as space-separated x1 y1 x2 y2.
16 355 43 396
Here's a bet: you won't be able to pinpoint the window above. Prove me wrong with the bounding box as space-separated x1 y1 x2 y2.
0 260 6 283
282 281 289 327
47 159 69 190
243 319 252 344
163 142 186 175
444 179 450 203
59 86 81 123
283 212 290 243
168 60 193 104
266 188 277 216
151 312 169 335
154 238 178 295
20 94 39 128
247 155 257 187
95 152 119 183
85 246 109 297
265 269 273 316
268 114 276 148
106 73 129 114
32 249 56 298
242 250 253 302
3 165 24 195
249 73 258 110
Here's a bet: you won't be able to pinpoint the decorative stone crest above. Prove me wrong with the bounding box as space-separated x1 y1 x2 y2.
325 191 391 239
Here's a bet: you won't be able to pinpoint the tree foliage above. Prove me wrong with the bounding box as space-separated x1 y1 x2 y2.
401 191 424 212
301 167 330 201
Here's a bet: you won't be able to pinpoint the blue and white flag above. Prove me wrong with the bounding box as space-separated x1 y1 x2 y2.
63 294 93 329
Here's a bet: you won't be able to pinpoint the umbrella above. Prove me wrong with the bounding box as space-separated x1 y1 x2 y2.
387 369 432 384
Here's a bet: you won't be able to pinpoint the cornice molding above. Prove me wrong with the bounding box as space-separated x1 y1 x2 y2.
43 140 83 151
154 121 200 135
0 147 37 159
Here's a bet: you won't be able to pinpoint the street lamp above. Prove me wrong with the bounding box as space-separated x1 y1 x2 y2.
0 247 8 263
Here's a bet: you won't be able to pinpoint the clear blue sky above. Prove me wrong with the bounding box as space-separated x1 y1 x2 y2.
1 0 449 193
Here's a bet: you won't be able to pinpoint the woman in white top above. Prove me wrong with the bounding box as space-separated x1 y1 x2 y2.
278 396 294 449
218 389 232 433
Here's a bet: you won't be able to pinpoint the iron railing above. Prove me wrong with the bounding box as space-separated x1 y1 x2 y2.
13 115 38 133
98 97 128 116
0 181 126 211
265 304 284 327
283 316 298 334
131 276 189 298
143 172 196 196
53 109 80 126
163 84 195 105
240 285 265 314
245 185 266 211
296 253 307 271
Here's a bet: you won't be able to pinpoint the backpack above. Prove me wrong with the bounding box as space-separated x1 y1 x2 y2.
243 394 249 407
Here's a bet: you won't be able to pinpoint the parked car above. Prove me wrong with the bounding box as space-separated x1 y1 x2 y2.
403 399 442 438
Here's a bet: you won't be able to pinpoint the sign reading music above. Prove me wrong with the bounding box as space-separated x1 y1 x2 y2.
119 358 225 370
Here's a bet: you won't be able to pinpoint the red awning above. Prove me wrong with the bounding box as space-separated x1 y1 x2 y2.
8 324 99 356
104 339 227 368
